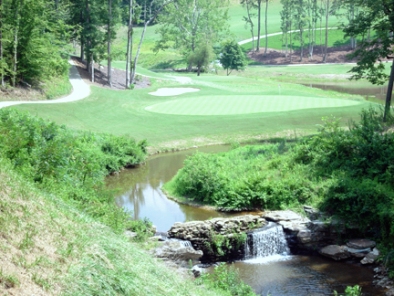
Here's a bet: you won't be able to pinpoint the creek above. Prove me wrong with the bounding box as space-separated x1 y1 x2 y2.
106 147 385 296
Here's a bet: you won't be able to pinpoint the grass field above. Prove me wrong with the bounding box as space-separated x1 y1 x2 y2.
14 66 373 152
7 1 381 152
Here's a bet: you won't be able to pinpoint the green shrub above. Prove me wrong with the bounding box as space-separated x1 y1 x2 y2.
0 109 147 232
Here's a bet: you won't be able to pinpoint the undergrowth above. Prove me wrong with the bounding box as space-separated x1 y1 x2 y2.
166 107 394 271
0 108 147 232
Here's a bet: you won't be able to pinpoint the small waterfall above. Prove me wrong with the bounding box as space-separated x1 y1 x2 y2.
244 222 290 260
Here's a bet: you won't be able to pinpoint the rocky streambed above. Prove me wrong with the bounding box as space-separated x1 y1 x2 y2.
150 209 394 295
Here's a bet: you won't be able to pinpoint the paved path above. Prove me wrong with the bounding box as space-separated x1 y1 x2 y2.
0 60 90 109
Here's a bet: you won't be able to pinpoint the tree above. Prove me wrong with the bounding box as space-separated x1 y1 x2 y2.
187 42 214 76
343 0 394 121
154 0 229 71
219 40 247 76
125 0 133 88
241 0 256 51
130 0 172 84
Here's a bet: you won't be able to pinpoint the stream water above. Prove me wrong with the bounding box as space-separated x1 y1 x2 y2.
107 147 386 296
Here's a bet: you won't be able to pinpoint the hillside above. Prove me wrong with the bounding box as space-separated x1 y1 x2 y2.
0 158 231 295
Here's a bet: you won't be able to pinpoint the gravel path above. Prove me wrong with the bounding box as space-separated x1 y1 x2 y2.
0 60 90 109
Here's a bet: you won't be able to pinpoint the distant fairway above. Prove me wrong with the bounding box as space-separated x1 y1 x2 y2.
145 95 362 116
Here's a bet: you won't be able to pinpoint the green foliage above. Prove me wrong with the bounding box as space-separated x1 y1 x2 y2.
155 0 230 64
127 217 155 242
0 109 147 232
1 0 70 86
334 285 362 296
167 144 320 211
205 232 247 257
0 269 20 289
197 263 256 296
187 43 215 75
220 40 247 76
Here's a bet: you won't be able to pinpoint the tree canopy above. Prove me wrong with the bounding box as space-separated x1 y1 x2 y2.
343 0 394 121
219 40 247 76
154 0 230 70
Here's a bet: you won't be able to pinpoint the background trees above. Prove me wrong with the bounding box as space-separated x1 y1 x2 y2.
154 0 229 71
0 0 69 87
343 0 394 121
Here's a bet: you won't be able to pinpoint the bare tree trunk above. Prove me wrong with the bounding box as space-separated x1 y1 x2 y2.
0 0 4 87
126 0 133 88
322 0 329 63
107 0 112 87
245 1 255 51
12 0 20 87
320 0 323 56
86 0 91 71
91 54 94 82
384 58 394 122
131 20 150 84
264 0 268 54
256 0 261 52
289 7 293 63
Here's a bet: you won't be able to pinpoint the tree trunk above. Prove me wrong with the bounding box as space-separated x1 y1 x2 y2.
256 0 261 52
80 10 85 61
289 8 293 63
131 20 150 84
0 0 4 87
264 0 268 54
107 0 112 87
322 0 329 63
320 0 323 56
246 1 255 51
12 0 20 87
86 0 91 71
91 54 94 82
384 58 394 122
126 0 133 88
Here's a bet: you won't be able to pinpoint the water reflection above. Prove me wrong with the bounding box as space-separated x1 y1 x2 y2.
106 145 240 232
232 255 385 296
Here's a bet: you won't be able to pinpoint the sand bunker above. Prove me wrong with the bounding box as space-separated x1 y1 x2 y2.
149 88 200 97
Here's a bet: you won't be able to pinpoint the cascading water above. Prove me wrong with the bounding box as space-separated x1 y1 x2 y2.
244 222 290 260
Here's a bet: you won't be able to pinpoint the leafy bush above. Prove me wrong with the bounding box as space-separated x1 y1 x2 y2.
127 218 155 242
0 109 147 232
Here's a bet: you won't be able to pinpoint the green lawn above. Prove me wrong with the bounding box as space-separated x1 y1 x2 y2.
14 68 373 152
146 95 362 115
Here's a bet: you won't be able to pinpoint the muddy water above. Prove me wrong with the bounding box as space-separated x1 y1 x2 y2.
234 255 385 296
106 145 252 232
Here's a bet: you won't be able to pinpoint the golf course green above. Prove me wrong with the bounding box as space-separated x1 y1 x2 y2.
145 93 362 115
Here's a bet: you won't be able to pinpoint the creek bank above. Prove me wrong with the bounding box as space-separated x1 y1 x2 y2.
151 209 394 295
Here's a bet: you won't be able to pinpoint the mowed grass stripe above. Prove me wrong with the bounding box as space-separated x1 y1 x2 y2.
145 95 362 115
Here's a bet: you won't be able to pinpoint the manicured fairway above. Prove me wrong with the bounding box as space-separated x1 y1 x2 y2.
145 95 362 116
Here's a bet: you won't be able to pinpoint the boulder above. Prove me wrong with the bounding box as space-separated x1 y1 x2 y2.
155 239 203 263
319 245 351 261
347 239 376 249
264 210 310 222
361 248 380 265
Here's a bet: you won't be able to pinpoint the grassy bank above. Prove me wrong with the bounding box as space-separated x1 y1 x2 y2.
0 158 235 295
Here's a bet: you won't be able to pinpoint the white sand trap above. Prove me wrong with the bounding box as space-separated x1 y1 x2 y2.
149 88 200 97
